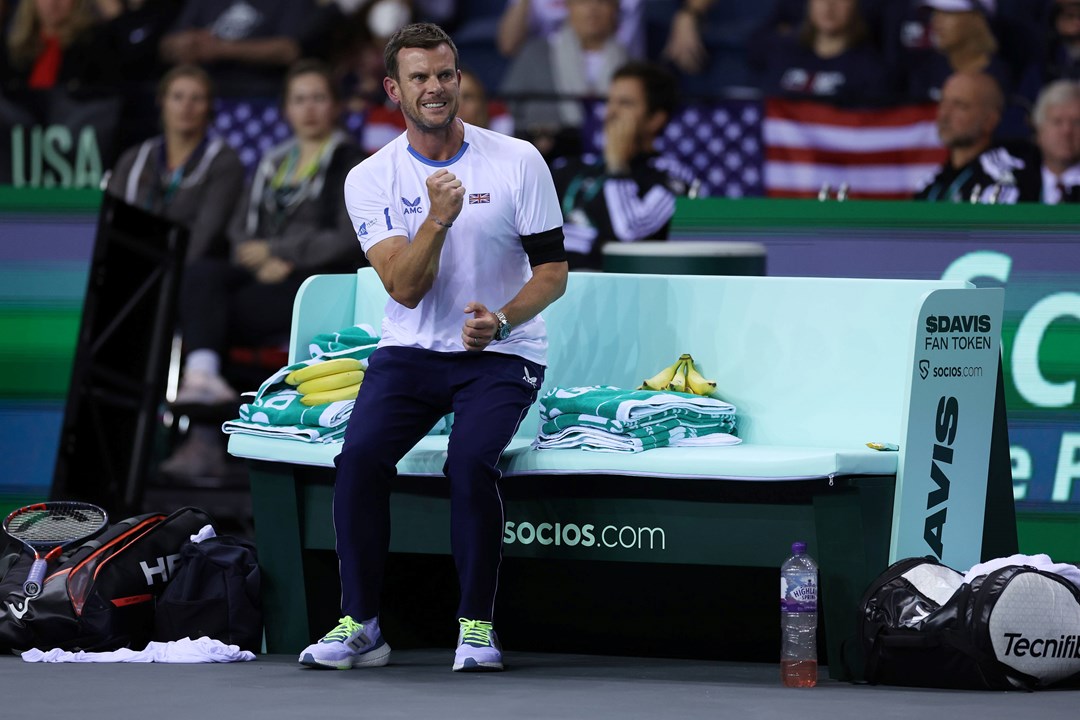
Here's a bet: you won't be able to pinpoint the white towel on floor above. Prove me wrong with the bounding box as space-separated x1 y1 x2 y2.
22 636 256 663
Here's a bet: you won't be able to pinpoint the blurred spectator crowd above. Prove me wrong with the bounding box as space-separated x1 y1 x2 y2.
3 0 1080 172
4 0 1079 478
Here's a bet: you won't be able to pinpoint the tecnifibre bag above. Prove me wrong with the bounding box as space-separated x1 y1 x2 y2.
860 556 1080 690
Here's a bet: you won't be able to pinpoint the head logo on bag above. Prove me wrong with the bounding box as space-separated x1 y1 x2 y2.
5 597 30 622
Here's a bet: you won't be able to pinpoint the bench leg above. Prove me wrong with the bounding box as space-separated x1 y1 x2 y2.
814 478 894 682
249 461 312 654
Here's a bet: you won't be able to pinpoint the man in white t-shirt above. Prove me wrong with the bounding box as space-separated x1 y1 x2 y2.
298 23 568 674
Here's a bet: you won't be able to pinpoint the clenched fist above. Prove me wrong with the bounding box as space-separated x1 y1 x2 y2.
426 169 465 227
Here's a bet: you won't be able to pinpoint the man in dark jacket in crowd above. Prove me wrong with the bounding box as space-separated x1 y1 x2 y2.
915 70 1039 203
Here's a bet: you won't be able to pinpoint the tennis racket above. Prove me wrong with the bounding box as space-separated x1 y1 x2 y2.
3 501 108 598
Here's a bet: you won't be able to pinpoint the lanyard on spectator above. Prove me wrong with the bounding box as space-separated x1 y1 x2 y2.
154 137 208 207
262 138 334 235
927 165 974 202
271 139 330 190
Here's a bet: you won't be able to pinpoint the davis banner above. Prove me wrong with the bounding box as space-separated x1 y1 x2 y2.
893 288 1005 569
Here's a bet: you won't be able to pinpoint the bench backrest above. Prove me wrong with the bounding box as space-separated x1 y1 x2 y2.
332 268 969 448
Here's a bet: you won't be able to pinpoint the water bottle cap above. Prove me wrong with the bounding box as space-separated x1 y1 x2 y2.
792 541 806 555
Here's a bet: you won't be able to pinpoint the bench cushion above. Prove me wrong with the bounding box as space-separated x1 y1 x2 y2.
227 433 896 480
501 442 896 479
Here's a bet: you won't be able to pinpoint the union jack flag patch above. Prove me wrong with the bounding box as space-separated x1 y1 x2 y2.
468 193 490 204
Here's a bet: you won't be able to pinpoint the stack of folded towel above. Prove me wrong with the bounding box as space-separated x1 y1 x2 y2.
535 385 740 453
222 326 379 443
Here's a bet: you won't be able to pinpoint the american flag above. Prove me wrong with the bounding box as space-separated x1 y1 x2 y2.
469 193 491 204
763 99 946 200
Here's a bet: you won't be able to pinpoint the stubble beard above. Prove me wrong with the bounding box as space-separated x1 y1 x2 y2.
403 98 458 133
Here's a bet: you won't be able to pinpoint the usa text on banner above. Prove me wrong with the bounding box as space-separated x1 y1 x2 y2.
763 99 946 200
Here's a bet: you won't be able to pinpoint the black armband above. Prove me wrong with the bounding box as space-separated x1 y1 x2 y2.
520 226 567 266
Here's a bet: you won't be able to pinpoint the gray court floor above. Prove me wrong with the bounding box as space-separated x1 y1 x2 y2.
1 650 1075 720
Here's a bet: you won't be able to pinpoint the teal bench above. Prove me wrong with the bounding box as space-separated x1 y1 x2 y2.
229 268 1014 678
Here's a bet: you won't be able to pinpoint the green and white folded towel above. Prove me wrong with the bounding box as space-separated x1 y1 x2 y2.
223 325 380 444
535 386 739 452
307 324 380 356
536 423 739 453
540 385 737 423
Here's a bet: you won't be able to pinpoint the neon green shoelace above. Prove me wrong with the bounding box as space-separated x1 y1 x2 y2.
323 616 362 643
459 618 494 646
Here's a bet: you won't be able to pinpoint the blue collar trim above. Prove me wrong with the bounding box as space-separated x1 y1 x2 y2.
407 140 470 167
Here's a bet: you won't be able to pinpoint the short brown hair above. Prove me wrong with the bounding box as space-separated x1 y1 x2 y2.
283 58 340 104
383 23 459 81
612 61 678 118
157 64 215 106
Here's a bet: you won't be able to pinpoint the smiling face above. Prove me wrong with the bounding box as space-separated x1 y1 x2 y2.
384 43 460 132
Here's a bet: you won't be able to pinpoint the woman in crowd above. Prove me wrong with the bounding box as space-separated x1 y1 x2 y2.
905 0 1012 103
107 64 244 264
759 0 891 105
162 58 366 477
0 0 116 92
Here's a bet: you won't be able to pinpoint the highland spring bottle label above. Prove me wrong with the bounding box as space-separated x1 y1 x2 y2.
781 573 818 613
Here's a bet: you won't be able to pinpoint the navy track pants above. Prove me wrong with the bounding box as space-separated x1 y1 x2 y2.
333 345 544 622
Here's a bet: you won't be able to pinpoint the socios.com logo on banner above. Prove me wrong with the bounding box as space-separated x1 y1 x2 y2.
503 520 666 553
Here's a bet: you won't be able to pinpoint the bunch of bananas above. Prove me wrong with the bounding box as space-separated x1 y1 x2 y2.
285 358 365 406
639 353 717 396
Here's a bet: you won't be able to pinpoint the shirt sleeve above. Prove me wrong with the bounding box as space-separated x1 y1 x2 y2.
601 177 676 242
514 142 563 237
343 161 407 256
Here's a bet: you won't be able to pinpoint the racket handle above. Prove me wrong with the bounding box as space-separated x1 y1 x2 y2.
23 558 47 598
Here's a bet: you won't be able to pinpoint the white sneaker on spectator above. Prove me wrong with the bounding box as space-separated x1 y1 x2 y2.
174 370 239 406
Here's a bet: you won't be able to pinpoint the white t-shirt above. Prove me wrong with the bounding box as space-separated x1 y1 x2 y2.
344 121 563 366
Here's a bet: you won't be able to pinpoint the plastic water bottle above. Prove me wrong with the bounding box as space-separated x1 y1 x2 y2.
780 541 818 687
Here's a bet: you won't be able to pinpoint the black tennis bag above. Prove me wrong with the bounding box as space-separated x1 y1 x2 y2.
0 507 212 653
859 556 1080 690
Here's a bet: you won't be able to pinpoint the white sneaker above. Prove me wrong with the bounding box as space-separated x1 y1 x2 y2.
299 616 391 670
174 370 239 406
453 618 504 672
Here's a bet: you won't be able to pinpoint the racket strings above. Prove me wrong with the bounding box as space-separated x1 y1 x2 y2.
6 508 107 543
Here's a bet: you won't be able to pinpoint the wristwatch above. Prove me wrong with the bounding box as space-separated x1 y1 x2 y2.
493 311 511 341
